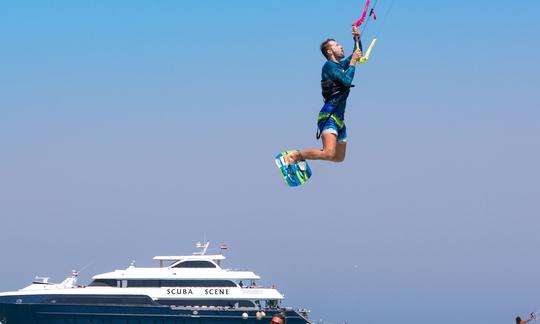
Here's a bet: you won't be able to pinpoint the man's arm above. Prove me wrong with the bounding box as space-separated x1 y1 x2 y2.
340 54 354 68
331 47 362 86
327 63 356 87
341 26 363 68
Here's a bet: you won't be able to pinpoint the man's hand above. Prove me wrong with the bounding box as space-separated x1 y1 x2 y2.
351 48 362 62
352 26 360 38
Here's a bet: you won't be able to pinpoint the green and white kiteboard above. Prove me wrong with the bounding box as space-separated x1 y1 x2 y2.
274 150 312 187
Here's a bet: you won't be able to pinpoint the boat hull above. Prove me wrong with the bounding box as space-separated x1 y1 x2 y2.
0 301 310 324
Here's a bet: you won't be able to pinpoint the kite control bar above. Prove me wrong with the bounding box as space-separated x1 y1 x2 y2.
352 0 378 63
359 38 377 64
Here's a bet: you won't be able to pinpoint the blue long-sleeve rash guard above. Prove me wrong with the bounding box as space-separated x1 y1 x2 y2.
320 54 355 120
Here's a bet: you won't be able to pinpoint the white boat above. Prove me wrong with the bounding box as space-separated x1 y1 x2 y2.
0 242 311 324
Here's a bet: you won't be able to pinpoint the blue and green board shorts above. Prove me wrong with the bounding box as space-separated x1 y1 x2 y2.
317 112 347 143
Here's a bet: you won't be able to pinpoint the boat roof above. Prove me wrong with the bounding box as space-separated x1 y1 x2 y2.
93 268 260 280
153 254 226 261
93 242 260 280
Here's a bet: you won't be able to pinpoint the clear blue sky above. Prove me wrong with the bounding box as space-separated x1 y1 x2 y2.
1 1 539 323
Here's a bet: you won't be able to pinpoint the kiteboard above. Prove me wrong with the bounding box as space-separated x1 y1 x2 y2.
275 150 312 187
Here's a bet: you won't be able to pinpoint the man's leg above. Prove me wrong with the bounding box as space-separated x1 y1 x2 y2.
332 141 347 162
286 133 345 163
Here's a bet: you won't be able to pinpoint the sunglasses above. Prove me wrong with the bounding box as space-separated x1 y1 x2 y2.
271 321 283 324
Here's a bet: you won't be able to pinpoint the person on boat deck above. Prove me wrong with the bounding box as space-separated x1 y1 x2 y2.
270 313 286 324
284 26 362 165
516 313 536 324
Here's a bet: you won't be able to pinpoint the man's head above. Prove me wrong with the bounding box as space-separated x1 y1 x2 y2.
516 316 522 324
320 39 345 61
270 313 286 324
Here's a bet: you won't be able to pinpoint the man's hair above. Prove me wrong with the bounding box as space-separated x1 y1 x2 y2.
516 316 522 324
320 39 335 59
272 313 286 324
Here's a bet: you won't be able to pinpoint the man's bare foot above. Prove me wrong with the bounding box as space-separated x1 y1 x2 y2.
285 151 302 165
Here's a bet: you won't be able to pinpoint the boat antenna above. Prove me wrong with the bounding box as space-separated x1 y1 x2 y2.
78 260 94 273
72 260 94 276
195 241 210 255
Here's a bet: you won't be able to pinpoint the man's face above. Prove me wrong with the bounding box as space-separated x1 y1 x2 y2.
327 40 345 60
270 316 284 324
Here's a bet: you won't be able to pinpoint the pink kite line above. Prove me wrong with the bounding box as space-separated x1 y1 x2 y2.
352 0 371 27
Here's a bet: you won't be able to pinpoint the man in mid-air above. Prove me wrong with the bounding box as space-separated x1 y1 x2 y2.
285 26 362 165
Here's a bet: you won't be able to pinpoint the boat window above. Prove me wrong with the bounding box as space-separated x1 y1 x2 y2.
127 280 161 288
88 279 118 287
42 295 157 306
161 280 237 287
173 260 216 268
157 299 255 307
125 280 237 288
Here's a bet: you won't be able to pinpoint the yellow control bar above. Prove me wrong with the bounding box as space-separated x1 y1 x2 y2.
359 38 377 64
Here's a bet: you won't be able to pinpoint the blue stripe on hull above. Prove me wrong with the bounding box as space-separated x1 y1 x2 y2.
0 303 310 324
